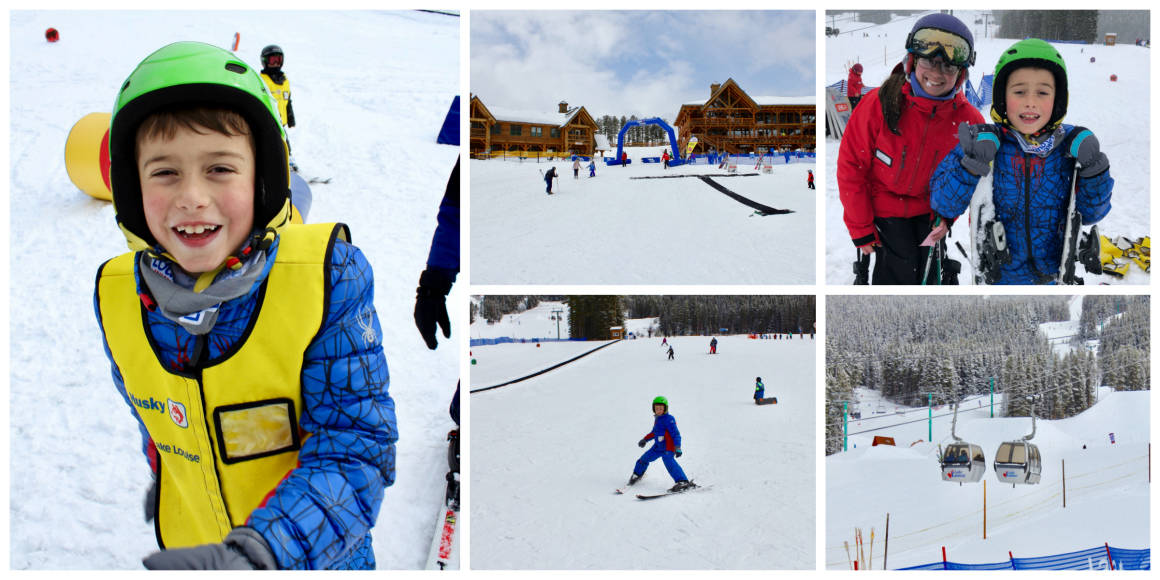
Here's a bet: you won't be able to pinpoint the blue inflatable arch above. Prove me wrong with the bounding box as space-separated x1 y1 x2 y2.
613 117 684 166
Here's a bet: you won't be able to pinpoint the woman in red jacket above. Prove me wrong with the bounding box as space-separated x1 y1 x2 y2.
847 63 864 109
836 13 984 284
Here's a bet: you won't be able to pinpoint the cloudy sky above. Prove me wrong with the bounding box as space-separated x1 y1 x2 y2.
470 10 815 120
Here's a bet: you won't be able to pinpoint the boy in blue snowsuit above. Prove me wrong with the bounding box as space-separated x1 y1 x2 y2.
627 396 692 491
588 159 596 177
754 377 765 403
930 39 1112 284
93 42 395 570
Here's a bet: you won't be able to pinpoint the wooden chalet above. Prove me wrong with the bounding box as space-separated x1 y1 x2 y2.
674 78 816 156
470 95 600 158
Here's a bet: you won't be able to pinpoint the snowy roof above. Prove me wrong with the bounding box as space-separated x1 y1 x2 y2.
594 134 611 150
681 95 815 107
487 105 579 127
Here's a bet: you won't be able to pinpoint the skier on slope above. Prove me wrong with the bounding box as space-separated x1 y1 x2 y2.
929 38 1113 284
627 396 692 492
573 157 581 179
754 377 765 404
847 62 865 109
667 345 675 360
709 337 718 354
588 159 596 177
259 45 296 170
807 169 815 190
544 166 558 194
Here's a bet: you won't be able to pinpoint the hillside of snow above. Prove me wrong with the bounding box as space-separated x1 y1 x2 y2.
470 330 817 569
9 11 459 569
824 10 1150 284
471 151 817 284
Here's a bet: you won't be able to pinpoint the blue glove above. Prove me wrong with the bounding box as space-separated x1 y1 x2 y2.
142 527 277 570
958 123 1000 177
1064 127 1110 178
675 448 683 458
638 438 648 448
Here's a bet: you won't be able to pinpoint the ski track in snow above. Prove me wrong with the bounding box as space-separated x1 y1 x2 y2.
10 11 458 570
471 333 816 569
825 11 1149 285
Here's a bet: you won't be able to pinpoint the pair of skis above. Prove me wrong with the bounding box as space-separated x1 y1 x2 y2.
614 481 706 500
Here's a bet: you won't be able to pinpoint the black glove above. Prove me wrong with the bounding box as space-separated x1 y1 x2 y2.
638 438 648 448
1064 127 1110 178
414 268 454 350
143 478 157 523
142 527 277 570
958 123 1000 177
675 448 683 458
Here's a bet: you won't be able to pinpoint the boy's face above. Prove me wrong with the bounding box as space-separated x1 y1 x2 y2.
138 125 256 274
1005 67 1055 136
653 404 666 416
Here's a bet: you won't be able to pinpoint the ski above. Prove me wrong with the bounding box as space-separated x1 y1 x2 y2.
636 483 707 500
424 430 459 570
307 177 331 185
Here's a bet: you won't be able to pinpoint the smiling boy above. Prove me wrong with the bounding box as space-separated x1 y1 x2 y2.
930 38 1113 284
94 42 396 569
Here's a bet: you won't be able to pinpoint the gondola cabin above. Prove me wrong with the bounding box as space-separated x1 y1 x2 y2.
940 443 985 483
993 441 1042 485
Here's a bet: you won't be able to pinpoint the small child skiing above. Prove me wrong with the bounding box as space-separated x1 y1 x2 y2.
573 158 581 179
588 159 596 177
259 45 296 170
662 150 670 169
661 337 667 346
708 337 718 354
627 397 692 492
930 38 1113 284
544 166 558 194
667 345 675 360
754 377 765 404
807 169 815 190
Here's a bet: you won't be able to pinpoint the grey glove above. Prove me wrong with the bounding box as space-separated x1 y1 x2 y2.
142 527 278 570
958 123 1000 177
143 478 157 523
638 438 648 448
1064 127 1110 178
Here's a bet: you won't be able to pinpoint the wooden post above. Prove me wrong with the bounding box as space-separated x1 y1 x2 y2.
1062 459 1067 507
983 479 987 539
883 513 890 570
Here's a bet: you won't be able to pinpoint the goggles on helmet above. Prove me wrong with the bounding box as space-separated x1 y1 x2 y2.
908 27 973 67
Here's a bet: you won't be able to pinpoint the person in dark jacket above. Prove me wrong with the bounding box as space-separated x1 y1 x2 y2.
667 345 675 360
627 396 691 491
837 13 984 284
709 337 718 354
544 166 558 194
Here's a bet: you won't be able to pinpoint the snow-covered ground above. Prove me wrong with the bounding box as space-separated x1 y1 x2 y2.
827 297 1149 569
471 150 817 284
825 11 1150 284
470 321 817 568
9 11 459 569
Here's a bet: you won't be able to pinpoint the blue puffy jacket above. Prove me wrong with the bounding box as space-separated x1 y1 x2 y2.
95 235 396 569
931 124 1112 284
643 413 682 452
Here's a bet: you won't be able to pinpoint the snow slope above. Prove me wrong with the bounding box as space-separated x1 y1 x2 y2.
470 333 816 569
9 11 459 569
471 151 817 284
824 11 1150 284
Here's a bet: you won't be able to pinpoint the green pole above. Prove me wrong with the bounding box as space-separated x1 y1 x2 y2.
990 377 995 418
927 393 933 442
843 401 849 452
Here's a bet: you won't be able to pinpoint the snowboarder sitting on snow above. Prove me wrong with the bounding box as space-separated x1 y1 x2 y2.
754 377 765 403
544 166 558 194
627 396 692 492
930 38 1113 284
93 42 396 570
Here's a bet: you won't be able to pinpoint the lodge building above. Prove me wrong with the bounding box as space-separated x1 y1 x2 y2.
470 95 600 157
674 78 816 156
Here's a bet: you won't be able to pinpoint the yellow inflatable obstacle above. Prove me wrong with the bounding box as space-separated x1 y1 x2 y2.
65 112 113 200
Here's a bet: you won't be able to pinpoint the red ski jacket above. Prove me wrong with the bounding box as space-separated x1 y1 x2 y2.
847 70 864 98
836 81 983 247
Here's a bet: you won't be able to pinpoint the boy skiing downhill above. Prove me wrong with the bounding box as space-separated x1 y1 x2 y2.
931 38 1113 284
93 42 396 569
627 397 692 492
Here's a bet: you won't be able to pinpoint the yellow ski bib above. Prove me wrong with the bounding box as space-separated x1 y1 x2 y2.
261 73 293 127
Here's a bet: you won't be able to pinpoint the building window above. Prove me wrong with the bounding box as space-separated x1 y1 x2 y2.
531 126 543 137
551 128 561 138
510 125 522 136
491 124 501 136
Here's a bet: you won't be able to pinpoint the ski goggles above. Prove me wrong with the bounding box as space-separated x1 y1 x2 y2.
907 27 974 67
265 55 283 67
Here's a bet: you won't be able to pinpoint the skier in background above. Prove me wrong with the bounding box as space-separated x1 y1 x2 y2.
708 337 718 354
808 169 815 189
754 377 765 404
572 157 581 179
847 62 865 109
667 345 675 360
930 38 1112 284
259 45 296 169
588 158 596 177
662 149 670 169
544 166 558 194
627 396 692 492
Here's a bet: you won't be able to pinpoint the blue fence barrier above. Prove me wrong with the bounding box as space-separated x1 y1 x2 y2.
898 545 1149 571
470 337 588 347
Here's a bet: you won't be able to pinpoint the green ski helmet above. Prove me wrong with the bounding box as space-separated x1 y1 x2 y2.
989 38 1069 137
652 396 668 412
109 41 291 251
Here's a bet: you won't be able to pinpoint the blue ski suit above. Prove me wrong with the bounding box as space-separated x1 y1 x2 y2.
930 124 1112 284
754 379 765 401
633 413 687 482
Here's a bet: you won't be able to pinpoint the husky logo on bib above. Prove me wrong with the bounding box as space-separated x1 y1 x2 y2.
168 399 189 428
